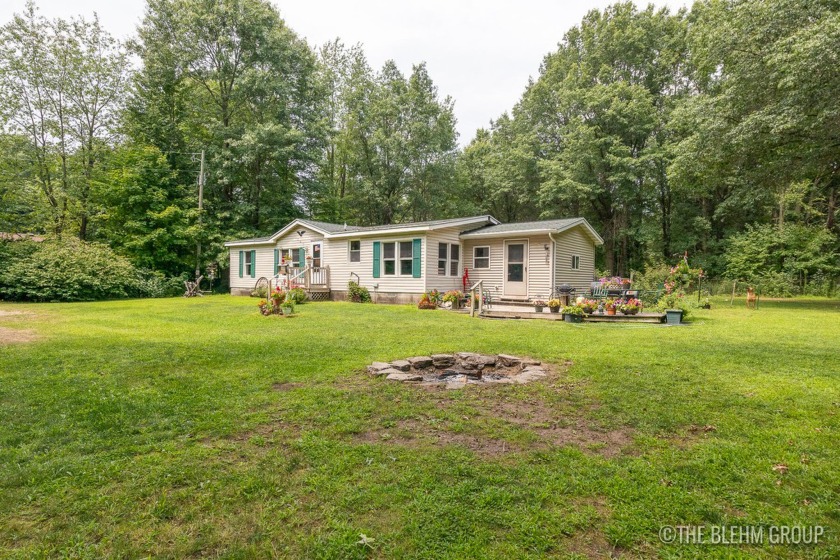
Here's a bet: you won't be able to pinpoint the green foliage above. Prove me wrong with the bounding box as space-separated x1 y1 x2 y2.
286 287 308 305
724 224 838 294
347 281 371 303
0 238 180 301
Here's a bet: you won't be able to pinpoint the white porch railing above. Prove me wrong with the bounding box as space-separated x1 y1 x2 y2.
469 280 484 317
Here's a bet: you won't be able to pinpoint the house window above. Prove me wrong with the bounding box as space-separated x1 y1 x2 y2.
399 241 413 275
283 248 301 266
244 251 253 276
383 242 396 275
349 240 361 263
450 244 460 276
571 255 581 270
438 243 448 275
473 246 490 269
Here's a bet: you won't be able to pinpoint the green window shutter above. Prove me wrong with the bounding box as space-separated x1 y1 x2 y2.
239 251 244 278
372 241 381 278
273 249 279 274
298 247 305 268
412 238 422 278
250 250 256 278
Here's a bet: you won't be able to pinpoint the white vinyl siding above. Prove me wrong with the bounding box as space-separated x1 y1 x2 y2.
424 227 465 292
321 234 427 294
462 234 554 300
229 246 275 290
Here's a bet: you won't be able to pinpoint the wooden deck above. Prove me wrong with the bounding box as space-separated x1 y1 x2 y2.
479 309 665 323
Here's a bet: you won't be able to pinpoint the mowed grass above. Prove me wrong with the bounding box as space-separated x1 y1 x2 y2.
0 296 838 559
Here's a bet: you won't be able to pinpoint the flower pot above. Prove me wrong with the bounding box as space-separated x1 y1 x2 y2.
665 309 683 325
549 306 560 313
564 314 583 323
281 306 293 316
534 306 544 313
606 308 616 316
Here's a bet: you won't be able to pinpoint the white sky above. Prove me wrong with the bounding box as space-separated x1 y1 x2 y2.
1 0 689 145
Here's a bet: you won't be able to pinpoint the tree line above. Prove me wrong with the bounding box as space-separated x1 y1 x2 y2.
1 0 837 293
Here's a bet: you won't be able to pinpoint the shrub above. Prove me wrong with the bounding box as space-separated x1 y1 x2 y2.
287 287 308 304
0 238 181 301
417 294 436 310
347 281 371 303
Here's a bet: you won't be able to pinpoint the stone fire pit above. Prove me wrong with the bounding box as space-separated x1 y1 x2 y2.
367 353 547 388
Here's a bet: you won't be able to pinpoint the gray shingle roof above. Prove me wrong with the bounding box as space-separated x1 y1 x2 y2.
462 218 581 236
225 215 497 245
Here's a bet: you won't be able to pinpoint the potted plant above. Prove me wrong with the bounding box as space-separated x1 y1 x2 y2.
580 299 598 314
619 298 641 315
562 304 585 323
418 294 437 310
281 300 295 316
604 298 618 316
548 298 562 313
533 300 547 313
665 308 683 324
442 290 463 309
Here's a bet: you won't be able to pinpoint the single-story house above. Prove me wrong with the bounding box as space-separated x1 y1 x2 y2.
223 215 603 303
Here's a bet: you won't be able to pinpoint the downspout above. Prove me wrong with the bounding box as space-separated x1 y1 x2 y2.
549 232 559 296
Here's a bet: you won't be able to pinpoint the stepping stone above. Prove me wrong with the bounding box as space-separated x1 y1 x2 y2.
390 359 411 371
385 371 423 382
367 362 392 375
407 356 433 368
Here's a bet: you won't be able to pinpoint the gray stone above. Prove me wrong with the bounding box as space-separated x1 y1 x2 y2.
455 352 479 360
385 372 423 382
519 359 542 370
407 356 433 368
497 354 521 367
367 362 392 375
431 353 456 368
513 368 547 384
466 354 497 368
439 367 478 379
390 359 411 371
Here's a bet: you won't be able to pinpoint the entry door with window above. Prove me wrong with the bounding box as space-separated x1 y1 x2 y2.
311 243 322 268
503 240 528 297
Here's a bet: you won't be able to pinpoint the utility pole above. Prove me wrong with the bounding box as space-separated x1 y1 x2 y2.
195 150 205 279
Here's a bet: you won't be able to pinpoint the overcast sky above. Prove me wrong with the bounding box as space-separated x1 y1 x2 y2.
1 0 689 145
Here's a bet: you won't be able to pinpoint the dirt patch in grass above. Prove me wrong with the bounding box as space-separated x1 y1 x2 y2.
0 310 32 318
354 363 636 458
0 326 40 344
272 382 304 392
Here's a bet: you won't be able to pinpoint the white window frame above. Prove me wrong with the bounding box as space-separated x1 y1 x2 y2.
381 239 415 277
437 243 461 276
437 243 448 276
244 251 253 276
473 246 490 269
449 243 460 276
348 240 361 263
571 255 581 270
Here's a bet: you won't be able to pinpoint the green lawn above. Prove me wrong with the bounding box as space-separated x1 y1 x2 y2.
1 296 838 559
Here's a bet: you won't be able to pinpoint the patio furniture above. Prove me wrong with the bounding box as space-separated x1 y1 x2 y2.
589 286 609 300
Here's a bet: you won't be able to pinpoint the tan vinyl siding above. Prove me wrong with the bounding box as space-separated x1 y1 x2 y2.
322 234 427 294
462 234 553 300
554 226 596 292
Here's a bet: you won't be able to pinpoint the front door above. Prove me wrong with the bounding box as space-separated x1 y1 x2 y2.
311 242 322 268
503 240 528 297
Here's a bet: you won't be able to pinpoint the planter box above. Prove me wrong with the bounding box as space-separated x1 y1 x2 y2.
665 309 683 325
564 314 584 323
